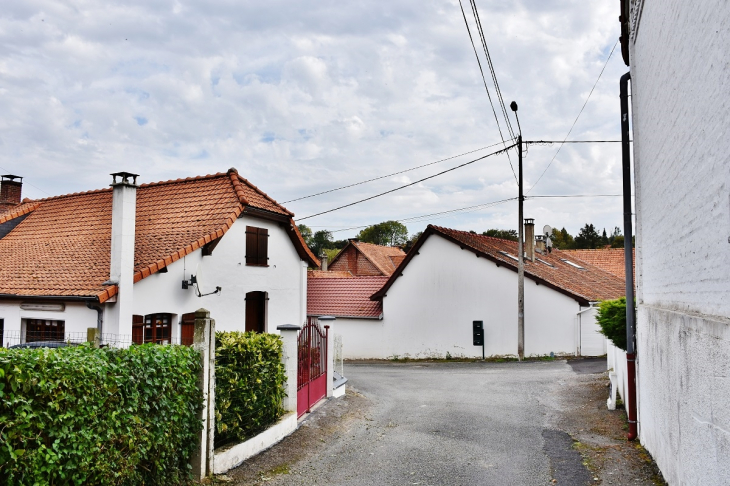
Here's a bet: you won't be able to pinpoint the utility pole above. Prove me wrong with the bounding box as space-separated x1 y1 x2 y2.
511 101 524 361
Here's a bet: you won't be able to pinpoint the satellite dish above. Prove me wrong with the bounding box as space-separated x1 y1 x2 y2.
543 225 553 236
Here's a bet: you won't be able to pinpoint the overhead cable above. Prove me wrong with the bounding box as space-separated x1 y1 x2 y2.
298 143 517 221
282 139 513 204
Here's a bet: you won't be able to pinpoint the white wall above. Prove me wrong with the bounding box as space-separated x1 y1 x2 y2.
0 215 307 343
579 306 606 357
330 235 587 359
629 1 730 483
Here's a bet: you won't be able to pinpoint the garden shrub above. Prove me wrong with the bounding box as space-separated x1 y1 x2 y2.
0 344 202 485
596 297 629 351
215 331 285 449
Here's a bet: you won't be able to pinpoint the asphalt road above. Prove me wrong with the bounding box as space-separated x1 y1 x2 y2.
252 360 600 486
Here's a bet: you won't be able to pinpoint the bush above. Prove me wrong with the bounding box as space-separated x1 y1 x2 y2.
0 344 203 485
596 297 629 351
215 331 285 449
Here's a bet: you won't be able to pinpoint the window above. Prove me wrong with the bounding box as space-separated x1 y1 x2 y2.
132 313 172 345
246 226 269 266
498 251 519 262
0 319 3 347
560 259 585 270
536 258 555 268
25 319 65 343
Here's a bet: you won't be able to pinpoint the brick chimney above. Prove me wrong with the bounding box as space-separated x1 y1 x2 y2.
0 175 23 212
106 172 139 339
535 234 546 253
524 218 535 262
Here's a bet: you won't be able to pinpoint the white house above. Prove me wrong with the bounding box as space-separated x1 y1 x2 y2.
620 0 730 483
309 225 626 359
0 169 318 347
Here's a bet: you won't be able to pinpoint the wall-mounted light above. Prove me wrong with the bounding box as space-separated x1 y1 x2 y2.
182 274 221 297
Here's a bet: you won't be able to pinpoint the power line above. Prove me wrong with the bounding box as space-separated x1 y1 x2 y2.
0 166 52 197
457 0 518 184
529 194 622 198
282 140 512 204
525 140 627 144
527 39 619 194
329 196 518 234
298 143 517 221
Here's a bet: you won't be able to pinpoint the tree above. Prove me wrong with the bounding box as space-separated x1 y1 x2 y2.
297 224 313 248
611 235 625 248
595 297 627 351
574 224 602 249
551 227 575 249
482 229 518 241
322 248 341 262
311 230 334 256
357 221 409 247
404 231 423 252
601 228 609 247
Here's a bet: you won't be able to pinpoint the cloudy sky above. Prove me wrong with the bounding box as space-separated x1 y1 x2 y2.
0 0 630 239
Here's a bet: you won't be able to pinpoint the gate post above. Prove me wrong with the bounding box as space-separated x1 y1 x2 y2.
191 308 215 481
318 316 336 398
277 324 301 413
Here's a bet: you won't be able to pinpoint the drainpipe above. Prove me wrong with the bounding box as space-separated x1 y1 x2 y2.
620 71 638 441
86 300 103 346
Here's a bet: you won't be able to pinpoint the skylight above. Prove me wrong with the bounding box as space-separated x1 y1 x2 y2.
499 251 519 262
560 259 585 269
536 258 554 268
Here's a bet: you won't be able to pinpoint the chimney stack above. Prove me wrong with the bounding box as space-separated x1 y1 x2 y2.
320 251 329 272
0 175 23 212
535 234 546 253
524 218 535 262
107 172 139 339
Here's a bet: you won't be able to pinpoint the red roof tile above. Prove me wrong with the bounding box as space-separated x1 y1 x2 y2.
308 270 354 278
308 276 388 318
329 241 406 276
0 169 317 302
559 248 634 281
372 225 626 305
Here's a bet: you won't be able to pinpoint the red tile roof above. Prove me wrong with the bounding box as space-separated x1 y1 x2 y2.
308 270 354 278
308 276 388 318
372 225 626 305
0 169 318 302
559 248 635 281
329 241 406 276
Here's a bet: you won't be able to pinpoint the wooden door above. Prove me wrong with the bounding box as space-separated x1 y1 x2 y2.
181 312 195 346
245 291 266 333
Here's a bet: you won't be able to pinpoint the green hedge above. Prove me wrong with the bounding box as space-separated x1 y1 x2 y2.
215 332 285 449
0 344 203 485
596 297 628 351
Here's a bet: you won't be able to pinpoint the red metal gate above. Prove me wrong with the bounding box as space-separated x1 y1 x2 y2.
297 317 328 418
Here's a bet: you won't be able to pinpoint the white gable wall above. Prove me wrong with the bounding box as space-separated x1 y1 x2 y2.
330 235 598 360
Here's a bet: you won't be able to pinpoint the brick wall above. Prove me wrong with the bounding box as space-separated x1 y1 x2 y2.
0 180 22 208
329 246 382 276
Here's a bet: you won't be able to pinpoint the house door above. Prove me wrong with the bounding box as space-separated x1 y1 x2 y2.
245 291 267 333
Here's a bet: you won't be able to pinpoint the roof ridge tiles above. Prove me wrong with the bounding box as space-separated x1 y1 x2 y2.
237 174 294 217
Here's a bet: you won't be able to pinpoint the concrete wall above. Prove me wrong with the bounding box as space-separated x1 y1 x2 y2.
629 0 730 483
327 235 601 359
0 214 308 342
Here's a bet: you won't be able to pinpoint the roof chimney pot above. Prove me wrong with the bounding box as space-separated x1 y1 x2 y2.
524 218 535 262
0 174 23 212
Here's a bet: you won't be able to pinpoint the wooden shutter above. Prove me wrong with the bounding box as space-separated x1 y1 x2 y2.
257 228 268 265
181 312 195 346
132 315 144 344
246 226 269 266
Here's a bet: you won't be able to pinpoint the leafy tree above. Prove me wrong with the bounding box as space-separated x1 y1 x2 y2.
357 221 409 247
322 248 341 262
551 227 575 249
601 228 609 247
482 228 518 241
611 235 625 248
404 231 423 252
311 230 334 256
595 297 628 351
574 223 602 249
297 224 313 247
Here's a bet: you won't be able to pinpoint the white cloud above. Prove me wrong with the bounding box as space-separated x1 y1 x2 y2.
0 0 629 238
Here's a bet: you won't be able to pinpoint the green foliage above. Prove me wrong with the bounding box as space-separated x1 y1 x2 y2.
0 344 203 485
482 228 518 241
215 332 286 449
297 224 313 248
311 230 334 257
357 221 408 247
404 231 423 252
611 235 625 248
595 297 628 351
551 227 575 249
322 247 341 262
574 223 602 249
